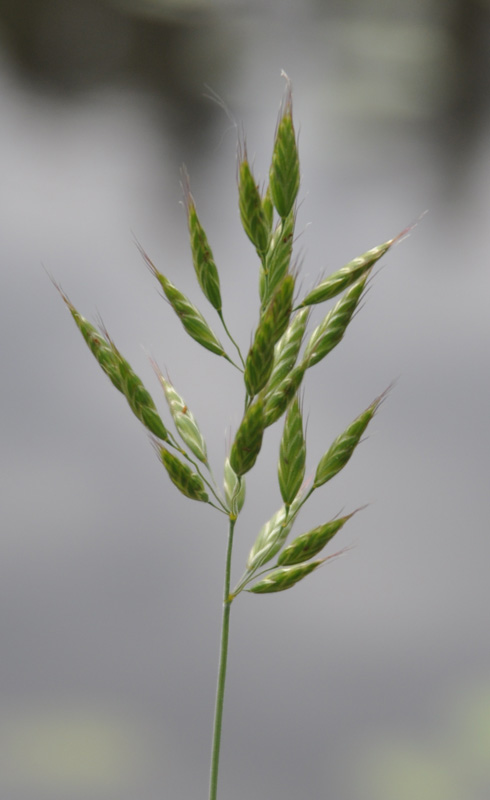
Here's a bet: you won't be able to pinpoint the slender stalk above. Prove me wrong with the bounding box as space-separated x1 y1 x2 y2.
218 310 245 369
209 517 236 800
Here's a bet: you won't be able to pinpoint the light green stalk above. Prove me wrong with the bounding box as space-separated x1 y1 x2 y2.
209 516 236 800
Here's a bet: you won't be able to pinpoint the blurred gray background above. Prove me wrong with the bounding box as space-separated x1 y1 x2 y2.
1 1 490 798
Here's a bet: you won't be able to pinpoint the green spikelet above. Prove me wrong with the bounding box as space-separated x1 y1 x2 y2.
56 287 124 392
223 457 246 518
106 343 169 442
302 275 368 369
244 275 295 396
300 239 394 307
263 363 306 428
57 286 168 441
313 393 386 488
262 185 273 231
267 308 310 394
260 209 295 308
229 396 266 476
238 153 270 256
142 250 226 358
248 560 324 594
277 510 359 566
182 170 222 312
158 446 209 502
269 80 300 220
278 395 306 508
156 370 208 463
246 505 294 573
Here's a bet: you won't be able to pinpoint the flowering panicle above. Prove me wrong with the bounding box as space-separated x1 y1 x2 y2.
55 76 403 800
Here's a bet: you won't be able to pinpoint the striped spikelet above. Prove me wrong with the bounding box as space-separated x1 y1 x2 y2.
248 560 324 594
269 79 300 220
55 285 169 441
182 169 223 312
299 239 394 307
158 446 209 502
314 393 387 488
238 151 271 257
244 275 295 397
277 510 360 566
155 368 208 464
229 396 266 477
302 275 368 370
141 249 226 358
278 395 306 508
260 209 295 309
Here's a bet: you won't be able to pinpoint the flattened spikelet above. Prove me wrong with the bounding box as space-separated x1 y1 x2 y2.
269 80 300 219
105 338 169 441
302 275 368 369
238 152 270 256
158 446 209 502
223 457 246 518
229 397 266 476
54 285 124 392
300 238 394 307
182 169 222 312
141 248 226 357
55 284 168 441
246 506 293 572
313 392 387 488
278 395 306 507
267 308 310 394
155 368 208 463
277 510 360 566
248 560 324 594
260 210 295 308
244 275 295 396
263 363 306 428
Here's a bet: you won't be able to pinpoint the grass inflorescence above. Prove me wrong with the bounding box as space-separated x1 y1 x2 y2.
54 73 404 800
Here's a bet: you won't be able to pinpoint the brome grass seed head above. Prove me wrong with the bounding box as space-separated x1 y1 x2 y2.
267 308 310 394
106 341 169 442
143 252 227 357
269 80 300 220
156 370 208 463
55 285 125 393
300 238 394 307
278 395 306 508
244 274 295 396
277 511 359 567
245 505 294 573
260 209 295 308
262 184 273 231
182 169 223 313
302 275 368 369
158 446 209 502
229 396 266 476
238 152 270 256
223 457 246 518
248 560 324 594
313 394 385 488
263 363 306 428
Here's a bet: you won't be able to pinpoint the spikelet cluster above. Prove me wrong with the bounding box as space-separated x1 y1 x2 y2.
56 75 400 599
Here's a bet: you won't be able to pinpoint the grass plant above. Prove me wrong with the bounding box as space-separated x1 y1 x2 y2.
54 74 404 800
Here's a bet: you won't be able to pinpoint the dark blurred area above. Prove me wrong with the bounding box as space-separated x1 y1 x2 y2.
0 0 238 152
0 0 489 174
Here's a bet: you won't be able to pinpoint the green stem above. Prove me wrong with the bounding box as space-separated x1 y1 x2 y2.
209 516 236 800
218 311 245 368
